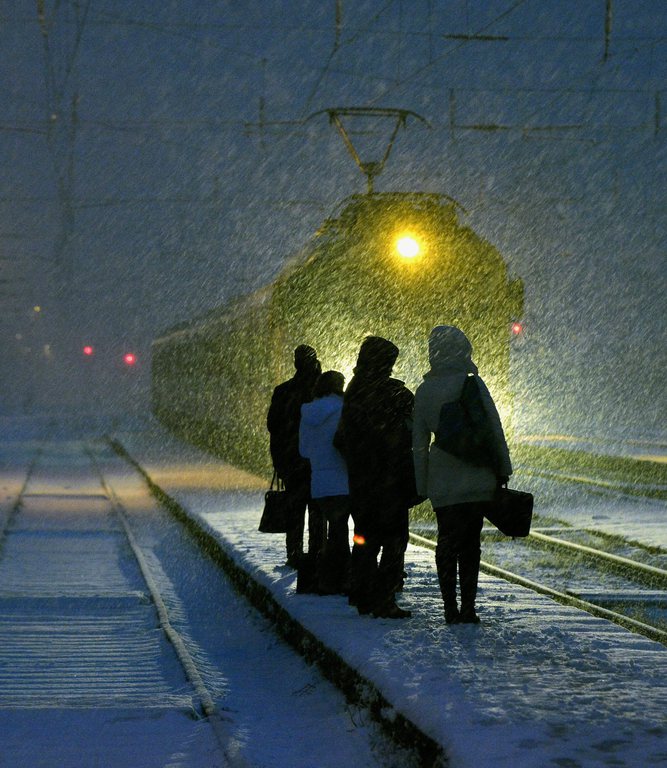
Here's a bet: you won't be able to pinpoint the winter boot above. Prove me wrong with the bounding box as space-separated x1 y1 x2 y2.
459 607 481 624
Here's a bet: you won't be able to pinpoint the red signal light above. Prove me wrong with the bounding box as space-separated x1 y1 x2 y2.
123 353 137 366
511 322 524 336
82 345 94 356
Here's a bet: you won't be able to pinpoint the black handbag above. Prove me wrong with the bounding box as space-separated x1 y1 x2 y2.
485 485 534 538
258 472 290 533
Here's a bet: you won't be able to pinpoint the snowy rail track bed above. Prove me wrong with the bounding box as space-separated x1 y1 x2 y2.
410 529 667 645
2 424 666 767
0 437 420 768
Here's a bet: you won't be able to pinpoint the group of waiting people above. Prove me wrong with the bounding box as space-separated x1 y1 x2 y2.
266 325 513 624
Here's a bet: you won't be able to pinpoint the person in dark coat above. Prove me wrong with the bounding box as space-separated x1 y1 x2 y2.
267 345 324 567
413 325 513 624
334 336 418 619
299 370 350 595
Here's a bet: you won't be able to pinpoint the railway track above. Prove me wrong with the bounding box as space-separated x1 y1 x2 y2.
513 438 667 501
2 438 418 768
0 443 240 766
87 449 251 767
410 524 667 646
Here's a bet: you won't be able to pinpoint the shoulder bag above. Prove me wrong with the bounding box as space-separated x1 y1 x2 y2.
258 471 291 533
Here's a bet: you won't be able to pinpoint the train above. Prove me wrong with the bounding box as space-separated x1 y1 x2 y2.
151 191 524 477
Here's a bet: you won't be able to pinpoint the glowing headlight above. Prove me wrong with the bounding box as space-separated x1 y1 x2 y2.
396 235 420 259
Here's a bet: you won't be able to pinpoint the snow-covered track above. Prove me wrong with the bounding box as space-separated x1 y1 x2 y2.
528 529 667 589
409 531 667 646
87 448 252 768
515 437 667 500
0 443 239 767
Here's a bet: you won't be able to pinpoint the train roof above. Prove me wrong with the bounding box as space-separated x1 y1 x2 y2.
152 282 273 346
153 191 469 347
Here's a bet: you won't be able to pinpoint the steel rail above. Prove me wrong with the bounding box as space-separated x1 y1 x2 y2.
0 447 42 553
409 531 667 647
91 450 252 768
528 530 667 588
519 465 667 499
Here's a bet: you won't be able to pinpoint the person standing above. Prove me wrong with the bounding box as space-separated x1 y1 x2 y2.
334 336 417 619
299 370 350 595
267 345 324 567
412 325 512 624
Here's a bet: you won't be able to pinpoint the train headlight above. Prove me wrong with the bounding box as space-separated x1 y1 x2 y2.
396 235 420 260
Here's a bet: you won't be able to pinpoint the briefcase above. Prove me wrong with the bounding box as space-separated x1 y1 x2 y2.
486 486 534 538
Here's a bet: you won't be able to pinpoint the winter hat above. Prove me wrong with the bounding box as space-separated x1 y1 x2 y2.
313 370 345 398
294 344 319 372
354 336 399 376
428 325 478 374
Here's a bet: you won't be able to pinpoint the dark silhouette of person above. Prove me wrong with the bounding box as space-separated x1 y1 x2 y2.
413 325 513 624
267 345 324 567
334 336 418 618
299 370 350 595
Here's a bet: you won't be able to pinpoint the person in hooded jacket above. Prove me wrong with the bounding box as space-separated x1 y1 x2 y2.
413 325 513 624
299 370 350 595
267 345 324 567
334 336 418 619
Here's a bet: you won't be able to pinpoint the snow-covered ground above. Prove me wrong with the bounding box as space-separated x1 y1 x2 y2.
2 414 665 767
114 421 667 768
0 432 419 768
517 433 667 465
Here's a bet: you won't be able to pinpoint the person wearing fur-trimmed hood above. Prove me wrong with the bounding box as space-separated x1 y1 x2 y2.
413 325 512 624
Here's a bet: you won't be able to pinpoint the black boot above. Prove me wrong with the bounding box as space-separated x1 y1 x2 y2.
373 599 412 619
459 537 481 624
459 607 480 624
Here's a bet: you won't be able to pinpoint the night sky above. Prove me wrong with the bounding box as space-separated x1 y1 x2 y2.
2 1 665 436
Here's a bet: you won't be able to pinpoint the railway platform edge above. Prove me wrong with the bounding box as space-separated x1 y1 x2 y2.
109 430 667 768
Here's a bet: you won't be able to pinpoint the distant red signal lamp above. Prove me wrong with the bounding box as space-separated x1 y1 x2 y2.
82 345 94 356
511 321 524 336
123 352 137 366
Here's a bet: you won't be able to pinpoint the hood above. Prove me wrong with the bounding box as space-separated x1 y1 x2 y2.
353 336 399 379
301 395 342 427
427 325 478 375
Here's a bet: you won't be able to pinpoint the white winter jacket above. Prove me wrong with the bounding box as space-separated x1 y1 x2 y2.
299 395 349 499
412 326 512 509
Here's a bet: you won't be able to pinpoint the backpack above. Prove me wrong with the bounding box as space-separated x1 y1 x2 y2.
433 374 499 470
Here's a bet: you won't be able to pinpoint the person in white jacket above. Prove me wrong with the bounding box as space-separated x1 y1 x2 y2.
299 371 350 595
413 326 513 624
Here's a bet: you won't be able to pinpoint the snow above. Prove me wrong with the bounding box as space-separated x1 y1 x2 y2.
0 427 420 768
114 422 667 768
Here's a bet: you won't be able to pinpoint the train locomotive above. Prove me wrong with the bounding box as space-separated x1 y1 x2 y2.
151 191 524 477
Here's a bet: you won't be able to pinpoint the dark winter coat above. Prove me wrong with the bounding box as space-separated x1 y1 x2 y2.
267 347 320 480
334 337 417 517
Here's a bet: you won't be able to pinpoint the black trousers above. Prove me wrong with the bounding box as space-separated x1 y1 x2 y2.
434 502 489 611
283 469 326 561
350 501 409 614
312 495 351 593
